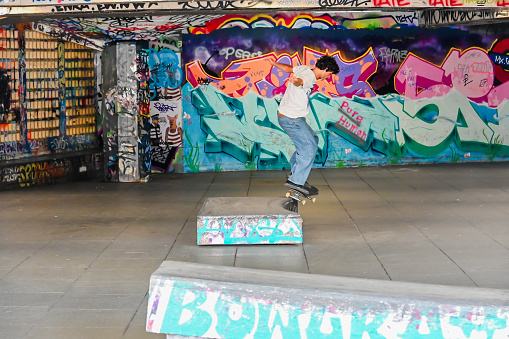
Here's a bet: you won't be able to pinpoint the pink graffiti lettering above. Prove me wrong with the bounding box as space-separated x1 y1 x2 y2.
341 100 364 124
338 115 367 140
395 48 504 106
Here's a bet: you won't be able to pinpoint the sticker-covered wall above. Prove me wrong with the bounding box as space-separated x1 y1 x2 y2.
0 26 100 188
0 26 99 162
147 38 184 173
182 25 509 172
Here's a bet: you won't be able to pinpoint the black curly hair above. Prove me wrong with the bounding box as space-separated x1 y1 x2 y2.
315 55 340 74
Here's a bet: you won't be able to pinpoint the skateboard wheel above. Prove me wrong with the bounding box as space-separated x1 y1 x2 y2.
311 198 316 203
301 200 306 205
285 192 291 198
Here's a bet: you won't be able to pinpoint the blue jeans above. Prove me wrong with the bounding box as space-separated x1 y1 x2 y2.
278 114 318 186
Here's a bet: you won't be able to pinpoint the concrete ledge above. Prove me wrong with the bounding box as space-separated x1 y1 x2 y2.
197 197 302 245
147 261 509 338
0 150 102 190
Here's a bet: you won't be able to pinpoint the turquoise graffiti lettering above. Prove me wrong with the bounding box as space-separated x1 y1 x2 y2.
189 83 508 170
160 284 216 336
197 217 303 244
155 282 509 337
148 48 183 100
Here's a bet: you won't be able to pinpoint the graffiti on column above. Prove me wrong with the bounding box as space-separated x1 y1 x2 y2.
115 87 139 182
148 47 183 101
149 36 182 53
115 43 140 182
146 41 184 173
58 41 66 135
149 100 182 172
104 87 118 180
137 48 152 176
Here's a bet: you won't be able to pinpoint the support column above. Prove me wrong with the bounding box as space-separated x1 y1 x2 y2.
102 42 148 182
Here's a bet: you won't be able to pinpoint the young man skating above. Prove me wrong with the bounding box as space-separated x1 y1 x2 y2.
268 55 340 196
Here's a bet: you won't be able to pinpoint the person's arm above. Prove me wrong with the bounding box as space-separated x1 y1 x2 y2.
268 58 293 74
268 58 304 87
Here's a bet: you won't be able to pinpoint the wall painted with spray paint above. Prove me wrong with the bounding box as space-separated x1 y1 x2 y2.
147 39 184 173
3 12 509 181
147 261 509 338
0 26 100 188
181 24 509 172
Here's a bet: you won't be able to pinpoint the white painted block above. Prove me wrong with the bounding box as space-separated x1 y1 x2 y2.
197 197 302 245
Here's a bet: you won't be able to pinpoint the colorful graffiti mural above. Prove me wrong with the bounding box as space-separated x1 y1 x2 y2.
147 269 509 338
38 16 220 44
3 12 509 178
188 12 419 35
148 47 183 101
0 153 101 189
0 27 98 166
147 39 184 173
182 26 509 172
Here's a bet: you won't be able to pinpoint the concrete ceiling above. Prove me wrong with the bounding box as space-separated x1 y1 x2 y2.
1 0 508 49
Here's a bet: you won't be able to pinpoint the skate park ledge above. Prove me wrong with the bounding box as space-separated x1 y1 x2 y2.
146 261 509 338
197 197 302 245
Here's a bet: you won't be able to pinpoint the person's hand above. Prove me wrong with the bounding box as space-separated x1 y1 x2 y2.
266 57 276 67
288 74 302 86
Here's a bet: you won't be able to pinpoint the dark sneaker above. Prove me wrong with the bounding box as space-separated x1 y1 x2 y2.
287 172 318 195
304 182 319 196
284 180 309 195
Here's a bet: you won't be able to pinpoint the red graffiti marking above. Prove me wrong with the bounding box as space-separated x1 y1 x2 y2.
428 0 463 6
373 0 410 6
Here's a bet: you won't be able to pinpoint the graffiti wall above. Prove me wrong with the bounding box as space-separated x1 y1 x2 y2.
147 262 509 338
0 27 99 163
0 152 102 190
181 24 509 172
188 12 419 34
148 38 184 173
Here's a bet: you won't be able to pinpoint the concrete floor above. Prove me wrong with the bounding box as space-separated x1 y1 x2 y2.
1 162 509 338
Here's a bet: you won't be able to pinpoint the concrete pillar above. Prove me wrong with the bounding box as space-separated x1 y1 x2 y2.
101 42 150 182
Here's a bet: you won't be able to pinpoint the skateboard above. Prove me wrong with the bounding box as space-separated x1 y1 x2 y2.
285 189 317 205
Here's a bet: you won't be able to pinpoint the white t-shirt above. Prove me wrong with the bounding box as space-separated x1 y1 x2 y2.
278 66 316 118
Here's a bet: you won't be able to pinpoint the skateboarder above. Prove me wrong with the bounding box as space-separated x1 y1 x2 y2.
268 55 340 197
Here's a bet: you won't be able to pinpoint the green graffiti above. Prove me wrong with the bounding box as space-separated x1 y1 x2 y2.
483 129 503 161
382 128 406 164
331 147 345 168
189 86 508 170
184 129 200 172
449 146 460 162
